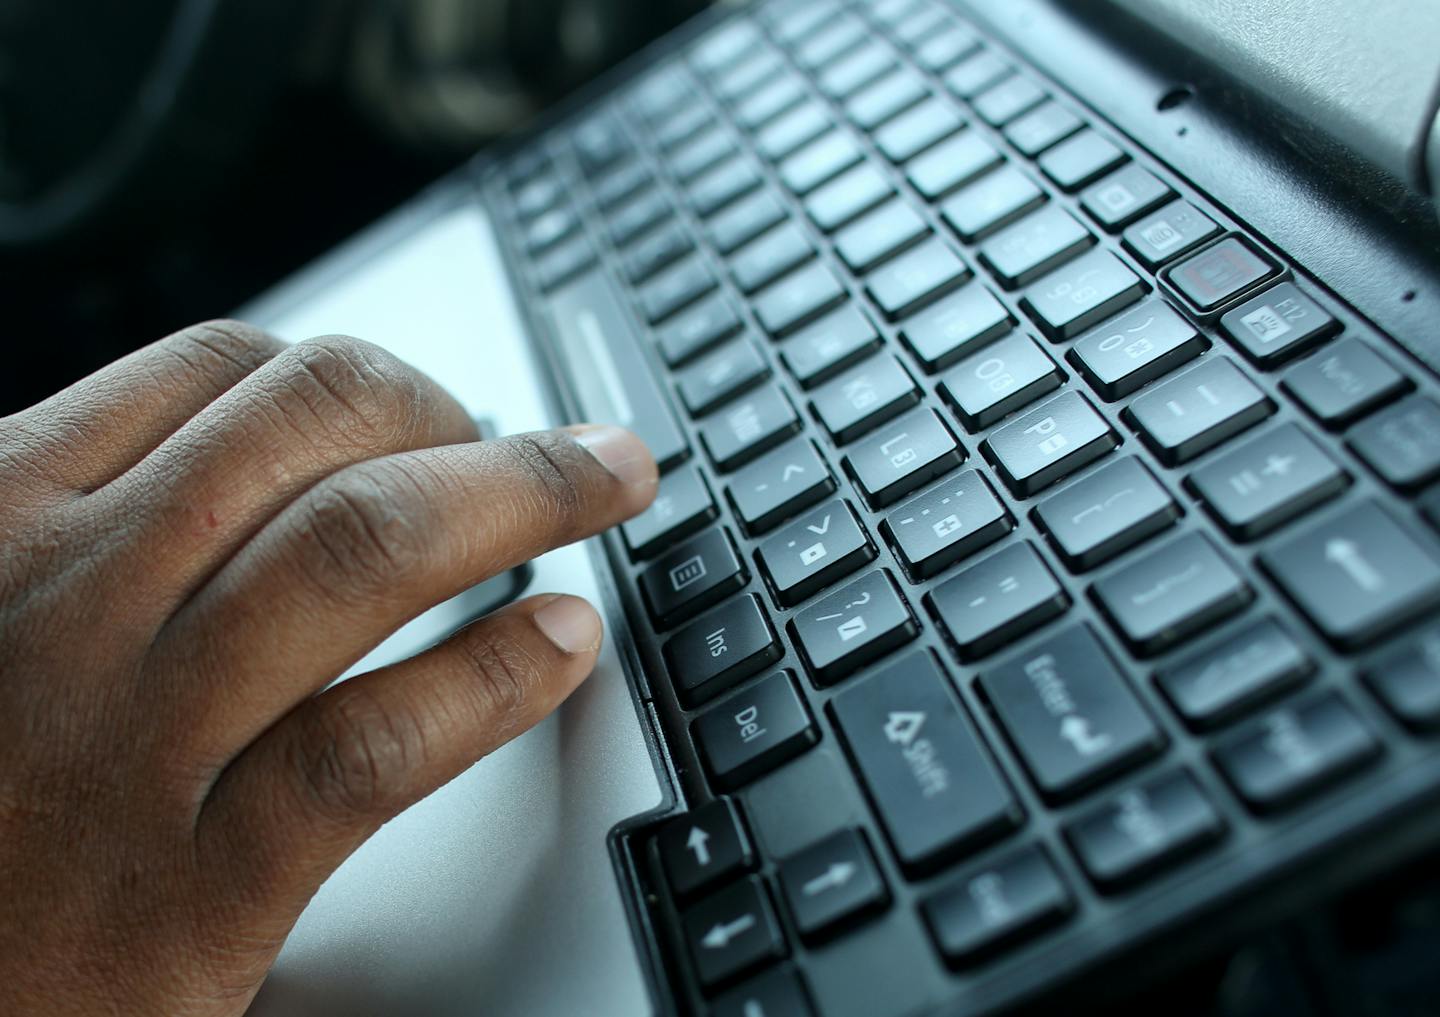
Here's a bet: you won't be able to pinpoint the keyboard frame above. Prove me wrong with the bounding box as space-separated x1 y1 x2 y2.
476 1 1440 1014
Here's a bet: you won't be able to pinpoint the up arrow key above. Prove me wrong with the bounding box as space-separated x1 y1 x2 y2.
658 799 754 899
687 826 713 867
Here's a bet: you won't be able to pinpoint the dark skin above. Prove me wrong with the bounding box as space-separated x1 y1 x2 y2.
0 320 658 1015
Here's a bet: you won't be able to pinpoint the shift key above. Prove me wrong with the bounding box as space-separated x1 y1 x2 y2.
831 650 1022 875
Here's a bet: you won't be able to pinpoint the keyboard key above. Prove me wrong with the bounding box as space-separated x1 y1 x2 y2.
695 21 762 73
884 470 1012 578
818 41 896 99
1067 299 1207 401
754 262 848 337
1365 626 1440 732
866 237 973 320
657 106 716 153
1093 531 1252 656
905 130 1003 200
733 223 815 295
812 354 922 444
547 271 691 471
1157 617 1312 730
1260 499 1440 650
1213 693 1380 814
590 158 648 211
690 157 762 218
712 47 783 101
711 194 787 259
779 131 864 195
735 72 807 131
901 284 1015 372
673 127 735 184
791 569 919 684
622 222 693 285
1003 101 1083 157
759 500 875 606
1121 199 1221 270
656 292 743 367
677 338 771 417
534 237 596 292
1079 164 1174 230
622 465 717 560
943 50 1011 99
607 189 672 247
640 257 717 324
1125 357 1274 465
712 969 815 1017
524 207 579 255
835 199 930 274
1021 248 1147 340
1038 128 1127 190
979 624 1164 799
983 390 1120 497
666 594 783 708
1281 337 1412 429
914 23 981 72
1220 282 1340 366
641 528 748 629
929 542 1069 661
659 798 754 899
805 163 893 232
939 332 1064 431
777 829 889 941
683 876 786 990
795 15 867 70
757 101 832 162
1033 456 1179 570
846 68 929 131
701 385 802 472
1347 395 1440 491
730 437 837 534
978 205 1094 289
846 407 964 507
1065 770 1224 891
832 649 1021 874
694 670 819 789
1165 236 1279 313
922 846 1071 966
972 75 1046 126
780 305 883 389
941 164 1046 242
1188 423 1348 540
875 96 964 163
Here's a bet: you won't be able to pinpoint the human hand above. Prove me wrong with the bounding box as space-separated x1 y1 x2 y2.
0 321 657 1015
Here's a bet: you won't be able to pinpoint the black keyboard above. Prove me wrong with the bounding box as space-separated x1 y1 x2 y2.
484 1 1440 1014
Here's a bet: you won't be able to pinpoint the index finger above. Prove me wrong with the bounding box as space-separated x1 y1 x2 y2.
155 424 657 762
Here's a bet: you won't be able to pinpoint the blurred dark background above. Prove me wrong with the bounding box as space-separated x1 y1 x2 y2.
0 0 706 416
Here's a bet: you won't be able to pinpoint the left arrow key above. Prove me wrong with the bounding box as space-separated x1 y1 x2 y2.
659 798 755 900
682 876 787 990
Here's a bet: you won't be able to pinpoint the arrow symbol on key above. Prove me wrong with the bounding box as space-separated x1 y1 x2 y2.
782 463 806 482
806 514 832 536
802 862 857 897
701 913 756 950
1325 539 1384 592
686 826 712 867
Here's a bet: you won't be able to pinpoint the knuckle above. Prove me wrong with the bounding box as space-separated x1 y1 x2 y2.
167 319 285 378
299 461 436 594
503 433 585 528
269 336 425 448
293 686 419 820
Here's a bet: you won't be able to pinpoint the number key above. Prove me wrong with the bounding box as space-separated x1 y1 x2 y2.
1021 248 1147 340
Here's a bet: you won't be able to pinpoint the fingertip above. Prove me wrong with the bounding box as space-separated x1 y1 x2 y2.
566 424 660 495
531 593 604 657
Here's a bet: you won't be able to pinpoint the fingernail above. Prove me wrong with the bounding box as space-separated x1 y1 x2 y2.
534 595 603 655
568 425 658 489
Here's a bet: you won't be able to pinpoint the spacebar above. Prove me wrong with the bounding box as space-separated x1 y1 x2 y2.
546 271 690 471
